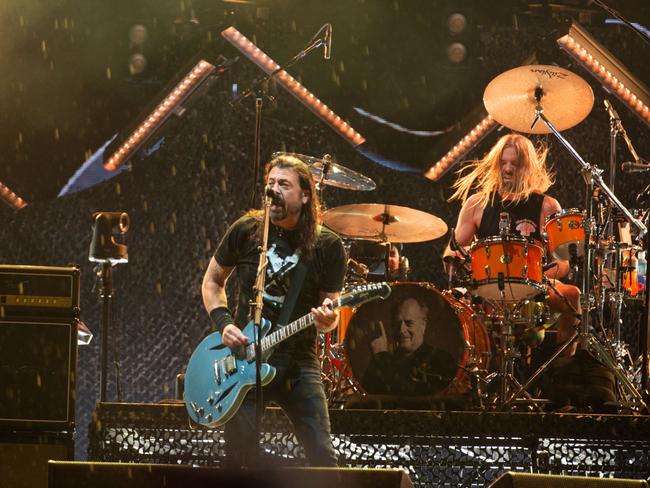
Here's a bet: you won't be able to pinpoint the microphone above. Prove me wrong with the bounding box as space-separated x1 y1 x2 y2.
604 99 620 121
264 186 283 206
323 23 332 60
499 212 510 236
621 161 650 173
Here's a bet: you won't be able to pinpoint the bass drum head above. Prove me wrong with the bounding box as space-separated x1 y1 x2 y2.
343 283 467 397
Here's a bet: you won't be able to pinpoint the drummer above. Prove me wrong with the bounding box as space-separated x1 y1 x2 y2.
442 133 579 356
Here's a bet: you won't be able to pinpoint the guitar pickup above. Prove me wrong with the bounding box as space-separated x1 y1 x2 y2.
224 354 237 374
213 360 221 385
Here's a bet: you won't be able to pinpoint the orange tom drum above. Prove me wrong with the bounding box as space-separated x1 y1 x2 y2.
470 236 544 301
545 209 585 261
343 283 490 397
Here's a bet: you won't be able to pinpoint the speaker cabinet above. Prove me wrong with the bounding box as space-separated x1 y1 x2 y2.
0 431 73 488
0 318 77 429
490 472 649 488
48 462 414 488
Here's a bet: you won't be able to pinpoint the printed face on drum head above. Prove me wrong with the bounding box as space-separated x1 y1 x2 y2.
395 298 428 354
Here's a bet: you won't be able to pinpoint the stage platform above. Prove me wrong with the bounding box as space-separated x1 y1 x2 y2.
88 402 650 487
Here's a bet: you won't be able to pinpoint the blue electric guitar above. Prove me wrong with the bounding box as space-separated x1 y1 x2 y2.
184 282 391 427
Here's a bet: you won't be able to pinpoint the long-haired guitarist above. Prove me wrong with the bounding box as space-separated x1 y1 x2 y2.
201 153 347 467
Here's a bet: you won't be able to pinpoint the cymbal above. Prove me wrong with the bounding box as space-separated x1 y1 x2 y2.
272 152 376 191
322 203 448 243
483 65 594 134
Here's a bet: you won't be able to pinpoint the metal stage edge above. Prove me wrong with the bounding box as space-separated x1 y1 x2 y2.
88 402 650 487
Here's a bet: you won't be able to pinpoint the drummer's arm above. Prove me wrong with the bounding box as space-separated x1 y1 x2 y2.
443 195 479 263
541 196 570 279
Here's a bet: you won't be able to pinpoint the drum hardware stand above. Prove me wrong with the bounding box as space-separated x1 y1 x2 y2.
483 296 545 410
319 332 359 403
531 98 648 410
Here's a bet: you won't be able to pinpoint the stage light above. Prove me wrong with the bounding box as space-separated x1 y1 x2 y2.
103 59 218 171
424 113 498 181
557 19 650 126
221 26 365 147
128 53 147 75
0 180 28 209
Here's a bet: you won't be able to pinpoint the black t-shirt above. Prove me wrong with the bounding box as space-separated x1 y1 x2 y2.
214 214 347 362
477 192 545 241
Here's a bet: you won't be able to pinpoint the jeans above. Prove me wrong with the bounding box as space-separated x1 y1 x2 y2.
222 355 337 468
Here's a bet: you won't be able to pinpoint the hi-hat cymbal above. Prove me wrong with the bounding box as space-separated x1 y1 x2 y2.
272 152 376 191
483 65 594 134
322 203 448 243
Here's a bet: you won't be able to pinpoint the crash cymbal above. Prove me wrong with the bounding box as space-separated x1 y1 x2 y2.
483 65 594 134
272 152 376 191
322 203 448 243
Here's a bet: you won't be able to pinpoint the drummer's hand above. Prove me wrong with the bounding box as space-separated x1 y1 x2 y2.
312 298 338 333
221 324 249 348
369 321 388 354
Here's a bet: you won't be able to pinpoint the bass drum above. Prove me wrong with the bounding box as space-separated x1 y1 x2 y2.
343 283 490 397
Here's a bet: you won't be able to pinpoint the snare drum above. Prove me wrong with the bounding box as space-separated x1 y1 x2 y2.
343 283 490 397
545 209 585 261
470 236 544 301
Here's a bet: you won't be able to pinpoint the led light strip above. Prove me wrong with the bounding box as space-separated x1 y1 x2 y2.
221 26 365 147
104 60 216 171
424 114 497 181
557 21 650 127
0 180 28 209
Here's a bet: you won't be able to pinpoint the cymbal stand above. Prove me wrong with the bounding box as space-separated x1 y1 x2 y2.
532 103 647 410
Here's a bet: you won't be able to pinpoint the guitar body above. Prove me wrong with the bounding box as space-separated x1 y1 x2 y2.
184 283 391 428
184 317 275 427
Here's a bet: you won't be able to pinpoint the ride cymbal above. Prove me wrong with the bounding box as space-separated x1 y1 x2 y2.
483 65 594 134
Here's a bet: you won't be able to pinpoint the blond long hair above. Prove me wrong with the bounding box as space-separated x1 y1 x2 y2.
449 133 555 207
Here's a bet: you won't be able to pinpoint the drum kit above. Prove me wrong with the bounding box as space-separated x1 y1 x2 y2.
284 64 649 411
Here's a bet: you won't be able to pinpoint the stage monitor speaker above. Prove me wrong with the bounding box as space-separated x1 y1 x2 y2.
0 432 73 488
0 318 77 429
490 472 649 488
48 462 414 488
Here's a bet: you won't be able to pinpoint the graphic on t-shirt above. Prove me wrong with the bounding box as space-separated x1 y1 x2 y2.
515 218 537 237
263 242 299 309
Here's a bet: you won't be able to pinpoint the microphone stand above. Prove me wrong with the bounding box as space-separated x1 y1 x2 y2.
250 192 273 456
230 23 331 454
531 93 648 410
230 24 330 208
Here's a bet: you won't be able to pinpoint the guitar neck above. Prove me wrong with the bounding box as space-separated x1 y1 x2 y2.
260 297 343 353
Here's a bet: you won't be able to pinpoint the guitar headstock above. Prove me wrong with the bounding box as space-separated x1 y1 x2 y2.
340 282 392 309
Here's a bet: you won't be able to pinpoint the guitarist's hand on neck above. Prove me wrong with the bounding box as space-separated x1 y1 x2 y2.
222 324 249 348
312 296 339 334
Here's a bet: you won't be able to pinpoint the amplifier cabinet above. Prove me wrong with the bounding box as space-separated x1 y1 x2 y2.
0 264 80 319
0 318 77 429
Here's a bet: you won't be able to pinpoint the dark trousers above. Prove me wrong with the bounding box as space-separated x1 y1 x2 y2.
223 357 337 468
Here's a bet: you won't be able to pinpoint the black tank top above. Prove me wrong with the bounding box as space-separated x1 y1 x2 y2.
477 192 545 241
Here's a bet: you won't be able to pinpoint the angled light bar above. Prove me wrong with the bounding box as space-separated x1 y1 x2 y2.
0 180 28 209
104 60 217 171
221 26 366 147
424 113 497 181
557 20 650 127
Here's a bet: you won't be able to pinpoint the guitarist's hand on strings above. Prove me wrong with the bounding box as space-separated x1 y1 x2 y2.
221 324 249 348
312 297 338 333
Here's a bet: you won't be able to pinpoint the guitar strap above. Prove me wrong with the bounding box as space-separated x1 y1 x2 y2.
275 225 320 326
